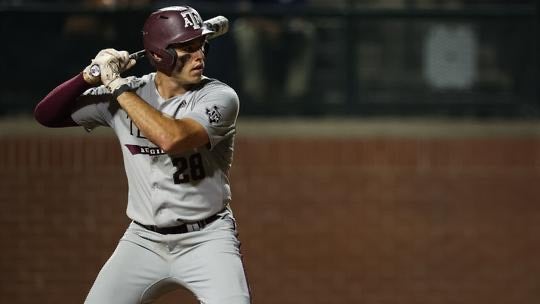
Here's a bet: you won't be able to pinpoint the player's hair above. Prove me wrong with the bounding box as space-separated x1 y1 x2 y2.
142 6 214 76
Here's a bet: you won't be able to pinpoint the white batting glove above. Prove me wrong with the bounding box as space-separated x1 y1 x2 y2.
100 62 130 92
83 48 136 87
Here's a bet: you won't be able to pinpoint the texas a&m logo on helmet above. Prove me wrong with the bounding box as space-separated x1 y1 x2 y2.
181 9 203 30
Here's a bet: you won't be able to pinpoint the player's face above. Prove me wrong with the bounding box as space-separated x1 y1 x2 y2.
170 37 207 84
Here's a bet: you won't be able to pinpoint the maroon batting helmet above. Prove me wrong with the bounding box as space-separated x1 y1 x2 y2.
142 6 214 76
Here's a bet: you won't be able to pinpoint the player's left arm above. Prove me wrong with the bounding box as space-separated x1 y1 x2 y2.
116 91 209 154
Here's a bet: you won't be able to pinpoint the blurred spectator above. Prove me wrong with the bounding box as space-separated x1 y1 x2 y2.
233 0 316 105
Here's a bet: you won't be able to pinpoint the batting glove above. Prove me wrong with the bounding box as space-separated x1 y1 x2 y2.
107 76 134 100
83 48 136 87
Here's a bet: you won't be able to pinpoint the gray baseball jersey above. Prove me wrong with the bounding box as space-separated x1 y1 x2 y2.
72 73 250 303
71 73 238 227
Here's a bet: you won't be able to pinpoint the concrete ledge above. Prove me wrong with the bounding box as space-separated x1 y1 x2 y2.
2 115 540 138
238 117 540 138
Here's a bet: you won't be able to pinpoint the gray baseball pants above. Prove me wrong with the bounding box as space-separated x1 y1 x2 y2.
84 212 251 304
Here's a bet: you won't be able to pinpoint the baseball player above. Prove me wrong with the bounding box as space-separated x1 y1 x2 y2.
34 6 250 304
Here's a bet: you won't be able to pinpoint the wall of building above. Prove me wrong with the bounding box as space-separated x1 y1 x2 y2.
1 120 539 304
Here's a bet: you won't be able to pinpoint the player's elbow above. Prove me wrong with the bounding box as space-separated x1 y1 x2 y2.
33 104 76 128
33 103 57 127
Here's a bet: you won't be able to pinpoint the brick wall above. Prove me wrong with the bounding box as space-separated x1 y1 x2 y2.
1 134 539 304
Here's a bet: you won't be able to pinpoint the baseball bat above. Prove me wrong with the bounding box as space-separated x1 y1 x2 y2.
89 16 229 77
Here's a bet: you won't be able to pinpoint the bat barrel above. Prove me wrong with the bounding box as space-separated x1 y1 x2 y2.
204 16 229 40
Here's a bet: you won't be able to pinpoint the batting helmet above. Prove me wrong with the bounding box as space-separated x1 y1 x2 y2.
142 6 214 76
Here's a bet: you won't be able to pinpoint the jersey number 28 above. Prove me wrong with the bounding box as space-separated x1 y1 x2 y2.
172 153 206 184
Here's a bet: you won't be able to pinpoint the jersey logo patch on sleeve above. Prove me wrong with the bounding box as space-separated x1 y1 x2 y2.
205 105 222 124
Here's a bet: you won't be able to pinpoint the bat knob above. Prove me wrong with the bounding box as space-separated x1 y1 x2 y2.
89 64 101 77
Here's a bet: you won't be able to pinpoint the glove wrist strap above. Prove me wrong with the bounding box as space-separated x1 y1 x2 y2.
112 83 136 100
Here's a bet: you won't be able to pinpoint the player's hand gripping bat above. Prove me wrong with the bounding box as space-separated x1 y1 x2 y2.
88 16 229 77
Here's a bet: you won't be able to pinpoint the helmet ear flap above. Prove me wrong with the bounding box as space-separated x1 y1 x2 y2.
165 47 178 72
146 48 178 76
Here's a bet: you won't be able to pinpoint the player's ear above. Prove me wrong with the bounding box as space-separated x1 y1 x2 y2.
151 52 162 62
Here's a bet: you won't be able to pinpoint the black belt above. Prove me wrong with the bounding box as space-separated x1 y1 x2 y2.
134 213 221 235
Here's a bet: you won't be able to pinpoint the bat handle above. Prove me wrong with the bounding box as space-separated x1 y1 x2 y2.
129 50 146 60
89 50 145 77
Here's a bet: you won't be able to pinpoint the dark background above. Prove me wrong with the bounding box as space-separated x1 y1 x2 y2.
0 0 538 118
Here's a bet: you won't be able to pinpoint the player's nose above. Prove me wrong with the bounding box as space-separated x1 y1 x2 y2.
193 48 205 60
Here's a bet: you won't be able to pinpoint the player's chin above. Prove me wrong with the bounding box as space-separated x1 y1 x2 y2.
188 71 204 83
190 68 204 78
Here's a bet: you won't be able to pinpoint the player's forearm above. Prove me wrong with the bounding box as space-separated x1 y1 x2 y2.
117 92 207 154
34 73 92 127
